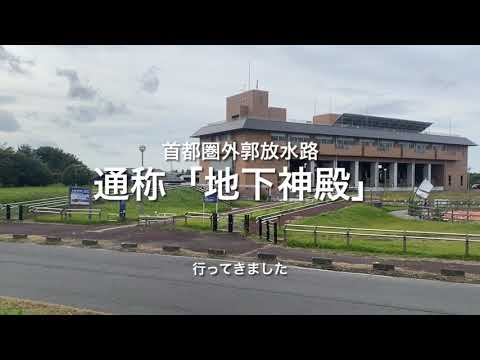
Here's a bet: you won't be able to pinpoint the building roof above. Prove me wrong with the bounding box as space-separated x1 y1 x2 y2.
334 113 432 132
191 117 476 146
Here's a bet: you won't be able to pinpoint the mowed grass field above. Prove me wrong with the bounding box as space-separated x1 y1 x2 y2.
0 296 102 315
0 184 69 204
287 204 480 261
33 187 258 224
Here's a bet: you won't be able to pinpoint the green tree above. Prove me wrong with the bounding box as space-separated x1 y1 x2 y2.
0 145 17 186
62 164 94 186
470 172 480 186
14 152 53 186
34 146 81 174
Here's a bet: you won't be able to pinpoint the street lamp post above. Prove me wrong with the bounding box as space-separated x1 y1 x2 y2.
139 144 146 167
138 145 146 215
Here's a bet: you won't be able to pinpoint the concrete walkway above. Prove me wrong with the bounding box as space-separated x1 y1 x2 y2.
390 209 420 221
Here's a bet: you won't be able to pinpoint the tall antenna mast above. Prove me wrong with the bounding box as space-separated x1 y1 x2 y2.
248 62 251 90
449 117 452 135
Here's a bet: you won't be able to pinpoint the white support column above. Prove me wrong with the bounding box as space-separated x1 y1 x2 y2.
393 162 398 189
333 159 338 169
374 161 379 189
427 163 432 182
354 160 359 188
310 160 316 190
411 161 416 189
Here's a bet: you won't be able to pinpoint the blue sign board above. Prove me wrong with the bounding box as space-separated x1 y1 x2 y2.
69 186 91 206
119 199 126 219
204 193 218 203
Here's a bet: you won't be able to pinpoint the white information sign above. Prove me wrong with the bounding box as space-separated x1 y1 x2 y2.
415 179 434 200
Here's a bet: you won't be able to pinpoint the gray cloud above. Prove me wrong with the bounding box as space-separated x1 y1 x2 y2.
0 46 34 75
85 140 121 156
56 67 130 122
24 111 39 120
100 99 129 116
67 99 129 123
66 106 98 123
51 117 72 128
327 87 386 98
56 68 97 100
140 67 160 93
364 100 417 117
425 75 457 90
0 95 16 105
0 110 21 132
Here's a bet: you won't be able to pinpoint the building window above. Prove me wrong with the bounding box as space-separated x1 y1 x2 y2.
415 143 426 153
448 175 452 186
289 134 310 144
461 176 464 186
336 137 357 148
271 133 287 142
432 144 446 151
315 136 334 144
377 141 394 151
447 145 457 153
399 142 415 149
215 134 230 142
359 139 376 146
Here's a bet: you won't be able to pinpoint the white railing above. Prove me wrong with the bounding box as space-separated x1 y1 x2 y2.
283 223 480 256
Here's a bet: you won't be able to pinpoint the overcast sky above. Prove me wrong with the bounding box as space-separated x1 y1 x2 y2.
0 45 479 171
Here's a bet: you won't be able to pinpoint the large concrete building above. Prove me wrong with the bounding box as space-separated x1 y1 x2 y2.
192 89 476 198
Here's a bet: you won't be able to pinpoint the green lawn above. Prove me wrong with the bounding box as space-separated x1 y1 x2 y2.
0 184 69 204
286 204 480 261
33 187 259 225
0 296 102 315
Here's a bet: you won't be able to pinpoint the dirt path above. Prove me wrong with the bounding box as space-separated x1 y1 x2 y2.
0 221 261 254
250 200 351 233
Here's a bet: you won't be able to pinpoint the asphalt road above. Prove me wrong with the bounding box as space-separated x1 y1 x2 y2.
1 242 480 314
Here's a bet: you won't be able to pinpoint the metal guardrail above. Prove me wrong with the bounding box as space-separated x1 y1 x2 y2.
31 207 102 221
257 200 336 224
138 213 176 226
1 196 68 208
283 224 480 256
408 201 480 222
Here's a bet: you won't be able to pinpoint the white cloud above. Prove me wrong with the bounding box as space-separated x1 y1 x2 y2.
0 45 479 171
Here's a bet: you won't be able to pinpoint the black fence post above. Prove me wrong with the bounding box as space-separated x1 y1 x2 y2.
18 205 24 221
6 205 11 221
258 217 262 237
228 214 233 233
266 220 270 241
273 222 278 244
212 213 218 232
244 214 250 234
